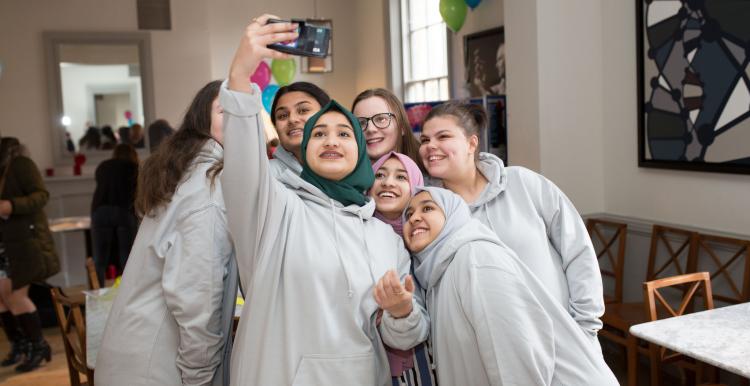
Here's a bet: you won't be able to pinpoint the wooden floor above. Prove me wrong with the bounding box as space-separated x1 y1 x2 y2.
0 327 76 386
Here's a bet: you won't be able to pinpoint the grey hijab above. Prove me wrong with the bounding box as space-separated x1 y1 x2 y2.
405 186 474 289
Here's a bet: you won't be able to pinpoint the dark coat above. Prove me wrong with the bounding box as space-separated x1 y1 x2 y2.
0 156 59 290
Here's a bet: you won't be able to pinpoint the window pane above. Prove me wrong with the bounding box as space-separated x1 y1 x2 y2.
424 79 439 101
427 24 447 78
405 82 425 103
409 0 426 30
410 28 428 81
439 77 449 100
426 0 441 25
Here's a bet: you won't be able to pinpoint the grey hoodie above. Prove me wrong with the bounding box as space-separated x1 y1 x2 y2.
220 82 429 386
270 144 302 177
429 153 604 337
96 140 237 386
411 187 617 386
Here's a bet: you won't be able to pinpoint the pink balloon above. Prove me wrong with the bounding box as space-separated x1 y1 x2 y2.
251 61 271 90
124 110 133 120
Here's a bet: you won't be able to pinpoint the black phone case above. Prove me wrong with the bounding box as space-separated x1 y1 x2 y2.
267 19 330 58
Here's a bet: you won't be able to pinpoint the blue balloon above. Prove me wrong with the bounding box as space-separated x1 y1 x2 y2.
262 84 280 113
465 0 481 9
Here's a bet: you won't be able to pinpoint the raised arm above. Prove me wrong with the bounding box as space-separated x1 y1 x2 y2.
220 15 299 285
538 174 604 336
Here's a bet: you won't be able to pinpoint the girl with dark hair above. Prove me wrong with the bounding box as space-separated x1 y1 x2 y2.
79 126 102 150
0 137 59 372
222 15 428 385
268 81 331 176
95 80 238 386
352 88 425 172
419 101 605 347
90 143 140 284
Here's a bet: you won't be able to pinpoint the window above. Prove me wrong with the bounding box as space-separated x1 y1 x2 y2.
401 0 450 103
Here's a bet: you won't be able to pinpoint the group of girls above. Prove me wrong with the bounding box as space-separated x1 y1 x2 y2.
96 15 617 386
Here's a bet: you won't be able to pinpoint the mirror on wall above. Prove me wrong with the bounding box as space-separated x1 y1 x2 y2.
44 32 155 164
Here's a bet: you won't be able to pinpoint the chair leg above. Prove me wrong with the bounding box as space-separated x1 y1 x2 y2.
649 343 662 386
627 334 638 386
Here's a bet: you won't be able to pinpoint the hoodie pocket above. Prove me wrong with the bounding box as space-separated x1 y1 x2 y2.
292 352 376 386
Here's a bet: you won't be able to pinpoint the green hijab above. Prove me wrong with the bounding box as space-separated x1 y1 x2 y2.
300 100 375 206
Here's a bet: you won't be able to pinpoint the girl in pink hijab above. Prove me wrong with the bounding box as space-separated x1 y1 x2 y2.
369 152 435 386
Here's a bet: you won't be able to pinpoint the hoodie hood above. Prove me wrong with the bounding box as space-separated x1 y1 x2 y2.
471 152 508 208
272 145 303 175
408 186 501 289
194 139 223 165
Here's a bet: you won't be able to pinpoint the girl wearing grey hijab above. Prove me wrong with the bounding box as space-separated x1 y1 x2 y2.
403 186 617 386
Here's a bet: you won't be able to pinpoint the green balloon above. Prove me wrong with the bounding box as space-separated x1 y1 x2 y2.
271 59 296 86
440 0 467 32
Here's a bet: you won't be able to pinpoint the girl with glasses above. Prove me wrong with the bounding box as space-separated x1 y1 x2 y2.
222 15 429 385
352 89 425 172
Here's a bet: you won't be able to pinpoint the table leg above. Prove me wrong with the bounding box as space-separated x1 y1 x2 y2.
627 334 638 386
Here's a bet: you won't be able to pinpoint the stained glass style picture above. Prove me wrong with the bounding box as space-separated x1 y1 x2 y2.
638 0 750 174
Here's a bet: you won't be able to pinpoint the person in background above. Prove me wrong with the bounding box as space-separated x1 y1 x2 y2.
419 101 605 345
129 123 145 148
117 126 131 145
369 151 436 386
95 80 238 386
0 137 59 373
269 81 330 176
90 143 140 284
402 187 617 386
147 119 175 152
352 88 425 172
100 125 117 150
79 126 102 150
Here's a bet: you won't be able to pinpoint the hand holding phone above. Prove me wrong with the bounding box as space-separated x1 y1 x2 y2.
267 19 331 58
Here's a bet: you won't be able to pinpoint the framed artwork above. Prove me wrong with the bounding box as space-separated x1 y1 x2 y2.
301 19 333 73
464 26 505 97
638 0 750 174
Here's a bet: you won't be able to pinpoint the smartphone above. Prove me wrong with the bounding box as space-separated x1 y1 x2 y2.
267 19 331 58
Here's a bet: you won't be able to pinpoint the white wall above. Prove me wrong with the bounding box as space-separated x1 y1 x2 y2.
599 0 750 235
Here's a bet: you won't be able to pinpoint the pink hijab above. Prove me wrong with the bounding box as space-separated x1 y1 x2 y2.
370 151 424 237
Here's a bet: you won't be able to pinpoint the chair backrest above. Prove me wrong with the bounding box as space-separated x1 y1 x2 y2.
51 287 93 386
86 258 101 290
643 272 713 363
646 225 698 281
694 233 750 305
586 218 627 303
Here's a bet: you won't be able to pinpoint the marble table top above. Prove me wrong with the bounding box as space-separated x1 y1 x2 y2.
49 216 91 232
630 302 750 378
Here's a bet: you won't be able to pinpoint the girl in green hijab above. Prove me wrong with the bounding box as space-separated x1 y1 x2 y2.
300 100 374 205
221 18 429 384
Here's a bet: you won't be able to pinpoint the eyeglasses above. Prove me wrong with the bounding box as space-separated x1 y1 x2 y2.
357 113 395 130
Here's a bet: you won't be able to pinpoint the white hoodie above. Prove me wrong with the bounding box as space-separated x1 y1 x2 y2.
96 140 237 386
220 83 429 386
429 153 604 337
411 187 617 386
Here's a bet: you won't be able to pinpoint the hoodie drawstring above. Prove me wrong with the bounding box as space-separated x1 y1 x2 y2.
357 212 379 286
483 203 498 235
330 200 354 298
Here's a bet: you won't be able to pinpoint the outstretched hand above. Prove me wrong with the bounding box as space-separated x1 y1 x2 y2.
228 14 298 93
373 270 414 319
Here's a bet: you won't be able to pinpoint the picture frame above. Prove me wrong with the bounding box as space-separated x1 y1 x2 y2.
300 19 333 74
464 26 505 97
637 0 750 175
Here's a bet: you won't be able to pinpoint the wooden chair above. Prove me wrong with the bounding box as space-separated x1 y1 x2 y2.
643 272 719 386
51 287 94 386
693 233 750 305
599 224 698 386
86 257 101 290
586 218 627 304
